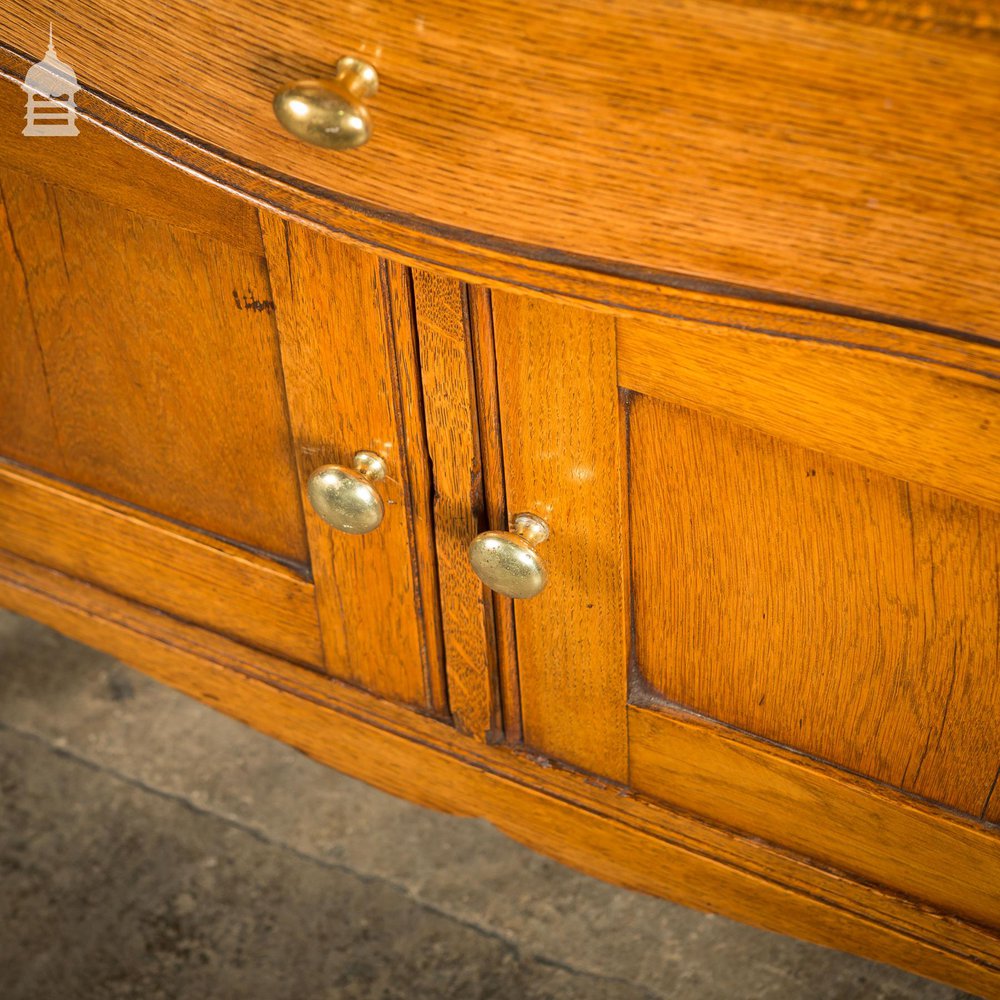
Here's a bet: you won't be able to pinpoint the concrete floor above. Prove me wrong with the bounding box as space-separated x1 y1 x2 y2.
0 610 976 1000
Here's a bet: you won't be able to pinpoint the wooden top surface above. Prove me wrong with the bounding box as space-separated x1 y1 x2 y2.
1 0 998 340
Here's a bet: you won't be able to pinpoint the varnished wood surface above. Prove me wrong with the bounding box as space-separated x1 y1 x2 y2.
1 0 998 338
260 215 441 708
2 55 997 366
383 260 450 717
467 285 523 741
628 704 1000 930
0 462 324 666
1 550 998 997
629 397 1000 818
0 163 309 565
0 86 262 254
712 0 997 36
491 292 629 780
411 271 501 740
618 313 1000 512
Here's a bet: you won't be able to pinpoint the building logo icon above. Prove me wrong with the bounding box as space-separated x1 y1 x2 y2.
22 25 79 137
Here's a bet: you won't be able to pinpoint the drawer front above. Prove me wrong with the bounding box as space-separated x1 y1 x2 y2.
0 91 444 709
487 286 1000 926
1 2 997 337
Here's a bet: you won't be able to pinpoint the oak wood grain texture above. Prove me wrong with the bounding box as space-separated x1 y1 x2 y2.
491 291 628 779
383 260 449 716
0 462 323 666
4 59 998 377
2 551 999 997
618 314 1000 511
628 705 1000 930
2 2 998 338
260 212 433 706
0 163 309 566
629 396 1000 817
411 271 501 740
712 0 998 36
0 84 262 255
467 284 522 741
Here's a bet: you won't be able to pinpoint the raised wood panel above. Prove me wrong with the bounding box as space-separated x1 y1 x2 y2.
2 550 999 998
628 705 1000 931
2 2 998 336
0 165 309 565
618 315 1000 512
260 213 436 706
629 395 1000 817
491 291 628 779
411 271 500 740
0 462 323 666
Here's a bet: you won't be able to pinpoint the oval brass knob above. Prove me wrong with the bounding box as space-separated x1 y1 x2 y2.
307 451 386 535
273 56 378 150
469 513 550 600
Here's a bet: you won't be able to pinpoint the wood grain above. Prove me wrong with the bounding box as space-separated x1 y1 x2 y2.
5 54 999 374
628 704 1000 930
1 0 997 337
712 0 998 37
260 212 432 706
411 271 500 740
0 461 323 666
467 284 522 741
629 396 1000 817
0 165 309 564
618 314 1000 511
491 291 629 779
2 549 998 998
383 260 449 716
0 83 262 254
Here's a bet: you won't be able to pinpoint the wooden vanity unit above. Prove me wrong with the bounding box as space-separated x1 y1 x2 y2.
1 1 998 993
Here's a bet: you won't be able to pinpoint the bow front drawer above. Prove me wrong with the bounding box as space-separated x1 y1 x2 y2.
2 0 997 338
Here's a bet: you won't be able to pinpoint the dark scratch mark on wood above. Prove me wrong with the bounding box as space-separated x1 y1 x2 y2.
910 728 933 788
981 763 1000 821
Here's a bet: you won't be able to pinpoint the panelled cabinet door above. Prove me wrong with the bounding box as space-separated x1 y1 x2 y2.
260 220 445 710
489 288 1000 930
0 100 442 711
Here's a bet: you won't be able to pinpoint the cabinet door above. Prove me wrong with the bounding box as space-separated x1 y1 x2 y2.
0 88 442 710
489 289 1000 928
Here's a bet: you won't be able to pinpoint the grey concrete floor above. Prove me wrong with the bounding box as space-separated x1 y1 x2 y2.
0 609 976 1000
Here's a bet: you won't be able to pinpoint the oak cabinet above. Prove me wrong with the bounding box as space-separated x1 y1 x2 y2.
0 110 444 709
2 5 999 994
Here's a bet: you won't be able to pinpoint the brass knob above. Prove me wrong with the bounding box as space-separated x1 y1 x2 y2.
469 513 550 600
307 451 386 534
273 56 378 150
